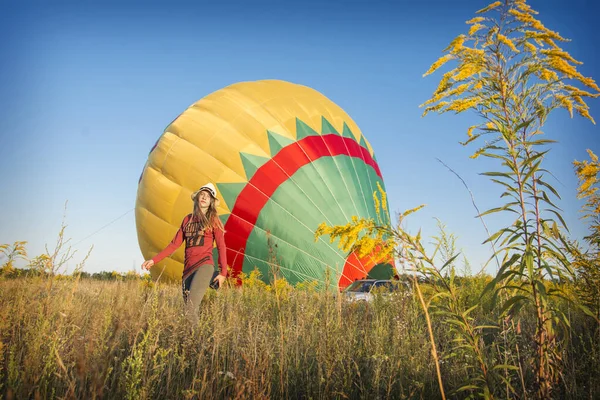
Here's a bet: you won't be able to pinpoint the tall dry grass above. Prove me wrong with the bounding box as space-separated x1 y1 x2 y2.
0 273 598 399
0 275 428 399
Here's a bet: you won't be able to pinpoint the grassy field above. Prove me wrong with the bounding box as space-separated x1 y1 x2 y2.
0 274 598 399
3 1 600 398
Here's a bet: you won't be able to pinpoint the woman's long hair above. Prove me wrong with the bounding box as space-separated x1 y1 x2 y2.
188 192 224 234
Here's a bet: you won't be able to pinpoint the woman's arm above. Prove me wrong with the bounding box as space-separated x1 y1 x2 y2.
151 215 189 265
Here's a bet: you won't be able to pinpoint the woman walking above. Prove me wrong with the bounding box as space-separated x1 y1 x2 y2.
142 183 228 320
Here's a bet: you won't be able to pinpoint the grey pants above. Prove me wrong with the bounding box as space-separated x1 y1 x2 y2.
182 264 214 323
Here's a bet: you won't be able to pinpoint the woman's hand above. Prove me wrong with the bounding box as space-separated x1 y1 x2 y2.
213 274 226 288
141 260 154 270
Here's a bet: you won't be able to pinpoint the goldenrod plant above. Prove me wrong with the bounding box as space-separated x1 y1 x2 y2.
421 0 599 397
568 150 600 320
316 186 511 398
315 182 397 263
0 241 27 276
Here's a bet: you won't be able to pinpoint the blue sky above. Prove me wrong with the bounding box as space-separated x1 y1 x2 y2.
0 0 598 275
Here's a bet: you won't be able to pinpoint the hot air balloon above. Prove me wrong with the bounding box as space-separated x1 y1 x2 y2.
135 80 394 290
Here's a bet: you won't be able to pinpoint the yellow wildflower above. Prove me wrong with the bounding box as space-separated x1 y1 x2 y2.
380 188 387 212
547 56 578 78
421 96 438 108
447 97 480 113
509 9 533 24
470 148 485 159
574 152 599 200
467 125 477 137
466 16 486 24
423 54 454 77
530 20 546 32
421 72 458 107
453 62 483 81
540 49 582 65
314 222 328 241
433 71 454 95
539 68 558 82
443 35 466 54
403 205 426 218
524 41 537 54
476 1 502 14
373 191 380 215
486 121 495 130
510 9 559 38
421 101 449 117
516 0 536 14
564 85 600 98
446 82 472 97
469 23 485 36
575 104 595 124
357 237 376 258
524 30 566 44
461 47 485 58
543 38 559 49
486 26 499 44
579 76 600 92
557 95 574 117
498 34 519 53
375 182 388 214
572 95 586 107
578 176 596 197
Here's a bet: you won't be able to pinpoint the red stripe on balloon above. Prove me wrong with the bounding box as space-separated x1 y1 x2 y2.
224 134 382 277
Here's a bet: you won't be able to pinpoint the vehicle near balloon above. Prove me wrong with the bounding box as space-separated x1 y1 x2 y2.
343 279 411 302
135 80 394 290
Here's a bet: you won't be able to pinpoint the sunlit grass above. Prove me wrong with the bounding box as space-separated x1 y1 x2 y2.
0 274 597 399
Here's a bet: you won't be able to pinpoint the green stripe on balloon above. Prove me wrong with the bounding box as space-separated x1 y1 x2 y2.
336 122 376 218
319 117 363 218
341 122 355 140
244 223 339 284
254 166 334 230
246 201 346 285
354 157 379 219
295 118 319 140
289 159 348 223
359 134 369 149
267 130 294 157
305 157 357 221
294 118 355 223
321 117 339 135
337 122 377 210
240 152 269 180
217 182 245 211
219 213 229 226
334 156 368 217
